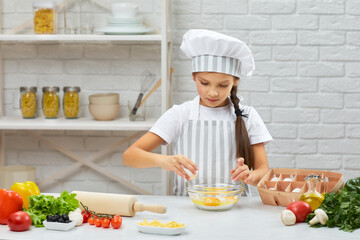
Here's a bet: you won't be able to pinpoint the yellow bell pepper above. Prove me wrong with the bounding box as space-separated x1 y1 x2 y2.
10 181 40 209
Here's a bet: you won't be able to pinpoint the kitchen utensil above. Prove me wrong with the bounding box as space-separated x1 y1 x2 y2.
72 191 167 217
131 71 156 115
139 78 161 109
138 67 174 108
256 168 344 207
128 100 146 121
186 177 245 211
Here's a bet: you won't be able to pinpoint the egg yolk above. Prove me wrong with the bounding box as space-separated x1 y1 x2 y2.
204 197 221 206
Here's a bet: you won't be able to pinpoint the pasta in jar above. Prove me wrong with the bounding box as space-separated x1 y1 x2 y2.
20 87 37 119
33 2 56 34
63 87 81 119
42 87 60 118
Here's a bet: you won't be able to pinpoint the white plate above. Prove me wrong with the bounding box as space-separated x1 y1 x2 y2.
96 27 152 35
108 23 143 28
136 221 186 236
43 220 76 231
108 16 143 22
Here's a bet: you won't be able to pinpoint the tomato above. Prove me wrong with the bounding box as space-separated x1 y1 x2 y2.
7 211 31 232
0 189 23 225
94 218 102 227
286 201 312 222
88 217 95 225
111 216 122 229
112 215 121 219
81 210 91 223
102 218 110 228
204 197 220 206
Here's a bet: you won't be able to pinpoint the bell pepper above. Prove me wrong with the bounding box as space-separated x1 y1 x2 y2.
344 177 360 194
10 181 40 209
0 189 23 225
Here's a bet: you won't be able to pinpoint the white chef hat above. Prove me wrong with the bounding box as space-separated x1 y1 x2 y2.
180 29 255 78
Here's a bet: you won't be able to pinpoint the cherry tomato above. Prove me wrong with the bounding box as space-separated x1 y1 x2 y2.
102 218 110 228
81 210 91 223
94 218 102 227
111 216 122 229
88 217 95 225
112 215 121 219
7 211 31 232
286 201 312 222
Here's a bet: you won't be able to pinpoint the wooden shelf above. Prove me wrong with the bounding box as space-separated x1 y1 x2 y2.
0 117 156 131
0 34 162 42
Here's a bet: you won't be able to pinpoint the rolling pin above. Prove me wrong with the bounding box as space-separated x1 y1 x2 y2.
72 191 167 217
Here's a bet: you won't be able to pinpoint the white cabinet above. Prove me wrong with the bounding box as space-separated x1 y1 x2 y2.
0 0 172 195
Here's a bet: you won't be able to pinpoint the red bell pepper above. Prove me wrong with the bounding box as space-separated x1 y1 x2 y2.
0 189 23 225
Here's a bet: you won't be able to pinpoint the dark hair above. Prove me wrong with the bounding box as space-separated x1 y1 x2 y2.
230 84 254 170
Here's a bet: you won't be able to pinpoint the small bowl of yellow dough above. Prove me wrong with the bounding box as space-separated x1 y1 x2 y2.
186 177 245 211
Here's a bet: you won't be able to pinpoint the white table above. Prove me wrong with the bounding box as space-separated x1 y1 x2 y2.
0 196 359 240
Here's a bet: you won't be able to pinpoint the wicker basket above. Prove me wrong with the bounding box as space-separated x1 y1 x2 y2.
256 168 344 207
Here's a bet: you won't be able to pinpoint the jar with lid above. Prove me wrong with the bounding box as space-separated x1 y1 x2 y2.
63 87 81 119
20 87 37 119
33 2 56 34
42 87 60 119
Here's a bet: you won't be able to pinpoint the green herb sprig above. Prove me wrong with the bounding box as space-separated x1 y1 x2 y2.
306 180 360 232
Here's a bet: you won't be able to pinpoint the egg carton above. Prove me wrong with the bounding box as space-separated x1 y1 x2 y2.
256 168 344 207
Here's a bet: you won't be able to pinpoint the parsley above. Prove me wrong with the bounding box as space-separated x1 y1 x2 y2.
306 187 360 232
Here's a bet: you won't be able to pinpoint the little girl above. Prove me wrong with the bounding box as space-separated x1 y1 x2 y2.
123 29 272 196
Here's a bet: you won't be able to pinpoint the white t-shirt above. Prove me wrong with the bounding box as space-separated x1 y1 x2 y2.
150 96 272 145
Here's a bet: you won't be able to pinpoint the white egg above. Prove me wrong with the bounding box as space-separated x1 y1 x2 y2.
271 177 280 182
283 178 292 182
292 188 301 193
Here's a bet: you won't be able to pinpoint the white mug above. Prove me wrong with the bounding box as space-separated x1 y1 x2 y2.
111 2 138 18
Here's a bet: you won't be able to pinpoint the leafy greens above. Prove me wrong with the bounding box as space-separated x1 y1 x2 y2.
306 187 360 232
25 191 79 227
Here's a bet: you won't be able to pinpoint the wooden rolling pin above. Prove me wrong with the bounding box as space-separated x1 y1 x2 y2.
72 191 167 217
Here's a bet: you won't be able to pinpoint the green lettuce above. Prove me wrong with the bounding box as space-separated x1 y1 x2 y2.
25 191 79 227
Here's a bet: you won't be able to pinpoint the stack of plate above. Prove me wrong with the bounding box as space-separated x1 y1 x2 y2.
96 15 152 35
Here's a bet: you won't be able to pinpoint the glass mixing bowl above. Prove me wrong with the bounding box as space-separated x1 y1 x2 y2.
186 177 245 211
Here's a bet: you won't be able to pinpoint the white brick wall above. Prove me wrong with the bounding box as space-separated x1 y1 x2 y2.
2 0 360 195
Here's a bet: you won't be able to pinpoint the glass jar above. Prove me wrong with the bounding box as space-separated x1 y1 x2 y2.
20 87 37 119
299 174 324 211
42 86 60 119
63 87 81 119
33 2 56 34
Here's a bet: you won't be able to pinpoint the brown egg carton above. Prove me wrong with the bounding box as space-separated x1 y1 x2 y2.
256 168 344 207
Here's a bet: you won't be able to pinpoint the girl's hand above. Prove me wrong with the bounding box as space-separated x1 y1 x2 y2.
230 158 254 185
158 154 198 181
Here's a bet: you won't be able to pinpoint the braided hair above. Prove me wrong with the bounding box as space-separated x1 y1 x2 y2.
230 84 254 170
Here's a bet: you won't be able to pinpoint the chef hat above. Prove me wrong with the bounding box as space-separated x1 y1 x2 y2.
180 29 255 78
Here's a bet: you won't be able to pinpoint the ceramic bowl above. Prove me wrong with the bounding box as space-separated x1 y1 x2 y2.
186 177 245 211
89 104 119 121
89 93 119 105
111 3 138 18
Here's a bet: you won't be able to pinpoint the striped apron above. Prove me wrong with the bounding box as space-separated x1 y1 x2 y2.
171 97 250 196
